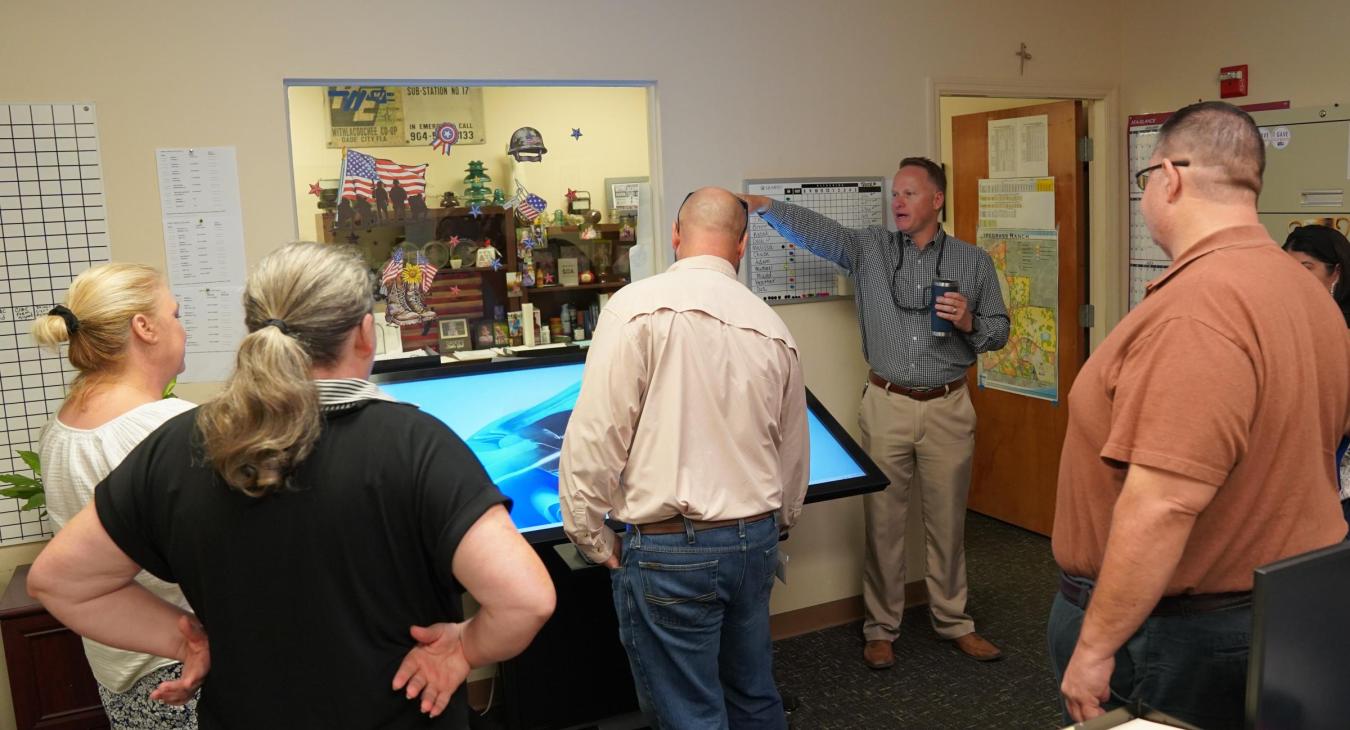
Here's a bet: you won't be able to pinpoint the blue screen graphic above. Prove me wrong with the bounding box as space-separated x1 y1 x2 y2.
381 363 866 533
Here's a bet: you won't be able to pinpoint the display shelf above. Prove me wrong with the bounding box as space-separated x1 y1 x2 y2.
526 282 626 295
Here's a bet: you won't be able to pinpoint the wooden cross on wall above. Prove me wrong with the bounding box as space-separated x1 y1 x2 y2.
1015 43 1032 76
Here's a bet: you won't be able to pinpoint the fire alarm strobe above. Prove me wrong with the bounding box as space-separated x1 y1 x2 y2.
1219 65 1249 99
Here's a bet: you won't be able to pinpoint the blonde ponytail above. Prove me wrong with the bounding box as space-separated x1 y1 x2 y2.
32 264 165 404
197 242 374 497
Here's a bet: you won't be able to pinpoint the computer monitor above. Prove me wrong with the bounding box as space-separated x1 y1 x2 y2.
372 353 886 544
1246 540 1350 729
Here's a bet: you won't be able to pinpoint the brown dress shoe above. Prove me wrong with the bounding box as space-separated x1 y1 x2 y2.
863 639 895 669
952 632 1003 661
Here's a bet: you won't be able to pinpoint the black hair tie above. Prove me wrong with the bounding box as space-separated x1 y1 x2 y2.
263 319 291 335
49 305 80 334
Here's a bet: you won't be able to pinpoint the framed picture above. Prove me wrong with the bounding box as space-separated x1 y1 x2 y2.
506 311 524 346
492 321 509 346
558 258 579 287
472 318 496 349
438 318 469 339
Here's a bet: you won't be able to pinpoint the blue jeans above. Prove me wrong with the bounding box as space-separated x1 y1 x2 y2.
1047 584 1251 729
610 516 786 730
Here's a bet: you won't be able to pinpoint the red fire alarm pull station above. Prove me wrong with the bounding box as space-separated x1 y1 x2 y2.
1220 65 1249 98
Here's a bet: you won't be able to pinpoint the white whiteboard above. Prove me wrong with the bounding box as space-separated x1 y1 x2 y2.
744 177 885 305
0 102 110 545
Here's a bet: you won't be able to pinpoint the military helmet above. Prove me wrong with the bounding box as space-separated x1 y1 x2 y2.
507 127 548 162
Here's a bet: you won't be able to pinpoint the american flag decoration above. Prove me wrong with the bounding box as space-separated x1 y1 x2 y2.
340 149 427 201
380 249 405 285
416 252 438 293
516 193 547 223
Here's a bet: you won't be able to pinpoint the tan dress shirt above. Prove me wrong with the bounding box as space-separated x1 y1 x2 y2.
559 255 810 563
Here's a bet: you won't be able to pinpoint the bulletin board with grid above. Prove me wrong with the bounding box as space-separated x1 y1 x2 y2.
744 177 885 305
0 102 110 545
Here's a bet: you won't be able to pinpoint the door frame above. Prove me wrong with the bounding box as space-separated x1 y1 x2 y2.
926 78 1124 348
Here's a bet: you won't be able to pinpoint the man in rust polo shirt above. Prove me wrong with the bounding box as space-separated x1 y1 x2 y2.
1050 101 1350 729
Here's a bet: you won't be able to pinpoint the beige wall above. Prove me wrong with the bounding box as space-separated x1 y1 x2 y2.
0 0 1130 727
288 85 652 242
1116 0 1350 332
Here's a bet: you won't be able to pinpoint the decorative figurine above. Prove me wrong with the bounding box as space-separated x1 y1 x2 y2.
408 194 428 221
507 127 548 162
462 161 492 205
552 209 567 228
389 180 408 220
373 181 389 221
492 188 507 206
440 190 461 209
353 197 373 227
475 239 500 268
335 198 354 229
380 248 439 326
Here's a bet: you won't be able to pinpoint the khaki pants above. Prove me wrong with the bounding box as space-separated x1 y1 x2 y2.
860 380 976 641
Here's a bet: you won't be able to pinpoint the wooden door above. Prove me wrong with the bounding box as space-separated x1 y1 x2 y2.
951 100 1088 536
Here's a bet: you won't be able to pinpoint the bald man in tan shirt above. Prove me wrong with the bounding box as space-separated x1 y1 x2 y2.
560 187 808 730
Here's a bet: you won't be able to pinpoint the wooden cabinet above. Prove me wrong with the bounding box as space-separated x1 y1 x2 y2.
0 566 108 730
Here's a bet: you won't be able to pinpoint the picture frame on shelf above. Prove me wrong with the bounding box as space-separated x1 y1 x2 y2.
558 258 579 287
472 319 496 349
438 318 469 340
438 317 471 354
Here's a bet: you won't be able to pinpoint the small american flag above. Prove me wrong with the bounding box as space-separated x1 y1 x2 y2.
380 249 404 285
341 150 427 200
416 252 438 293
516 193 546 222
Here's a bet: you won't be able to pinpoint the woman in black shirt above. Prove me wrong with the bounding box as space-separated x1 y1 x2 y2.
29 242 555 728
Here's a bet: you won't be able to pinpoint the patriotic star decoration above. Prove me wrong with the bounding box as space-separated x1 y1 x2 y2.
490 259 503 271
543 272 554 284
565 188 578 202
449 235 461 245
469 203 483 218
449 286 462 296
521 237 535 250
570 128 583 140
308 181 323 197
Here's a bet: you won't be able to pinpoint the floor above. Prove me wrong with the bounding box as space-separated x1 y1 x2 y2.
475 512 1067 730
772 512 1065 729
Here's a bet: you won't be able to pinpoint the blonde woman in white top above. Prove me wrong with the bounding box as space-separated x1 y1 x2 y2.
33 263 200 728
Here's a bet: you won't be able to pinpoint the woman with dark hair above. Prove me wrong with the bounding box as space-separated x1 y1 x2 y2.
29 242 555 728
1284 223 1350 326
1284 224 1350 532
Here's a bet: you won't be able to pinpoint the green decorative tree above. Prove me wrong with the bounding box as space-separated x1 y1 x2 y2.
462 161 492 206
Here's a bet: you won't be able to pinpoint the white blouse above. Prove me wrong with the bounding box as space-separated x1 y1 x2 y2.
39 398 197 693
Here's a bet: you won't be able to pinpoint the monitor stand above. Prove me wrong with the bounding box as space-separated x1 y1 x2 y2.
500 543 643 730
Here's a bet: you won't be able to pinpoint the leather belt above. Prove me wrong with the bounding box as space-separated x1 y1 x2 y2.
868 371 967 402
1059 572 1251 617
630 512 774 535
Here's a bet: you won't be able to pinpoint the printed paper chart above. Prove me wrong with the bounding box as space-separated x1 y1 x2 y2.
0 102 110 545
745 178 885 304
1128 123 1167 309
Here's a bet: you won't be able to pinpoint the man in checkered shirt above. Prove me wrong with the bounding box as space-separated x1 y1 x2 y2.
742 157 1010 669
